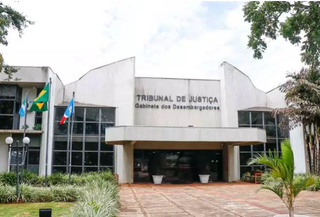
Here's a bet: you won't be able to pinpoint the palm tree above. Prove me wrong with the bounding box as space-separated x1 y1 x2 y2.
248 139 315 217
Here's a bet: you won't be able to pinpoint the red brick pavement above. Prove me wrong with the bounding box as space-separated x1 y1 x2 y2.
118 182 320 217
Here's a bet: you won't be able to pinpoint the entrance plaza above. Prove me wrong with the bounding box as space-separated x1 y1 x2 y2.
118 183 320 217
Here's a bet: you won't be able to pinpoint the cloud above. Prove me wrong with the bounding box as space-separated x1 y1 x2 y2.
1 1 303 91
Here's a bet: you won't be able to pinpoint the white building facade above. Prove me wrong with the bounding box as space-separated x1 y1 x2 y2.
0 57 306 183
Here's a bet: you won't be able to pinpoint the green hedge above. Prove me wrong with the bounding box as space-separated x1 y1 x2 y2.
0 184 82 203
0 171 116 187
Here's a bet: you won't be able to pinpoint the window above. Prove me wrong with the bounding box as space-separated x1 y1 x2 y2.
238 111 289 176
52 107 115 173
9 135 41 173
0 85 21 130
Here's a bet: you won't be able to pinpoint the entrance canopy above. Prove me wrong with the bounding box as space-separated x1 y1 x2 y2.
105 126 266 146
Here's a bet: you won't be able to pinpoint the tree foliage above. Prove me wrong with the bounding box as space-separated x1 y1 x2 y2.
273 67 320 174
249 139 315 217
243 1 320 68
0 1 33 80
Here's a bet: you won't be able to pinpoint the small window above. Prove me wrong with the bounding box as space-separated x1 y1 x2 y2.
101 108 115 122
264 112 275 125
86 108 99 122
238 111 250 125
251 112 263 125
0 101 14 114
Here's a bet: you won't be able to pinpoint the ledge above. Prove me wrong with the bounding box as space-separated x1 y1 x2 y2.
105 126 266 146
0 129 43 134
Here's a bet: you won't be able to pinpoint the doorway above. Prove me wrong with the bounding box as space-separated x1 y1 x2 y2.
134 149 223 183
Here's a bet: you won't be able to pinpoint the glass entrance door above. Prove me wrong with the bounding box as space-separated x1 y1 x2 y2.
134 149 223 183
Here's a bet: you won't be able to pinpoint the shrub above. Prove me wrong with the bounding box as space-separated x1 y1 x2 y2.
0 184 17 203
22 170 43 186
71 179 119 217
48 173 68 186
0 184 82 203
0 172 16 186
0 171 116 187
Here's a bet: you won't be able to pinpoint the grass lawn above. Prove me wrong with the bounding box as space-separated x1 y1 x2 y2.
0 202 74 217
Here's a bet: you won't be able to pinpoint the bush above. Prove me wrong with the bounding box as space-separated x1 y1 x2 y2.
48 173 68 186
71 179 119 217
22 170 43 186
0 184 82 203
0 184 17 203
0 172 16 186
0 171 117 187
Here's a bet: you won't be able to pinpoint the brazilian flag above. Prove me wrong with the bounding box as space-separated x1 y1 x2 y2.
30 83 50 112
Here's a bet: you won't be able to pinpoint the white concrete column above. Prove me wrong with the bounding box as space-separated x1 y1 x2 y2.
290 126 306 173
0 133 11 173
115 144 134 184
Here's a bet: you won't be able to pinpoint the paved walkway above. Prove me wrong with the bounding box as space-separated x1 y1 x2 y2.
118 183 320 217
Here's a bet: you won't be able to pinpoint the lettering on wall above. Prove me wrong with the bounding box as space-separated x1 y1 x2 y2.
135 94 220 111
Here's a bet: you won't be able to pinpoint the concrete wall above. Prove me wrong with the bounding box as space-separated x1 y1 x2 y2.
0 134 10 173
0 67 48 83
219 62 267 182
65 57 136 183
135 78 221 127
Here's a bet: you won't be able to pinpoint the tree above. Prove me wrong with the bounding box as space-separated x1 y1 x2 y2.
273 68 320 174
243 1 320 69
249 139 315 217
0 1 33 80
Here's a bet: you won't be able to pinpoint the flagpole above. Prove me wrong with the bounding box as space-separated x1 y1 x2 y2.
21 91 28 183
68 92 75 183
45 78 52 187
66 117 71 175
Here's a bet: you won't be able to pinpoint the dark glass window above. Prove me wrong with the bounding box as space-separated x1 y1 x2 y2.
0 116 13 129
54 141 68 150
53 106 115 173
72 142 83 151
264 112 275 125
0 85 16 99
265 125 277 138
86 108 99 122
55 107 66 121
240 153 251 165
101 142 113 151
238 111 250 125
240 145 251 152
73 122 84 135
52 167 66 173
101 108 115 122
85 152 98 166
71 167 82 174
238 110 288 177
86 123 99 135
0 101 14 114
251 112 262 125
266 140 277 152
100 153 113 166
253 144 264 152
85 142 99 151
53 152 67 165
84 167 98 172
75 107 84 121
72 152 83 165
54 124 68 135
28 150 40 164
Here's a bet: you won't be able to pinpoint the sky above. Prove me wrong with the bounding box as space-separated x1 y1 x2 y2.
1 0 303 91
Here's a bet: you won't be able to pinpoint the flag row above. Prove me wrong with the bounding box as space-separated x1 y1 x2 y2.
19 82 74 125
